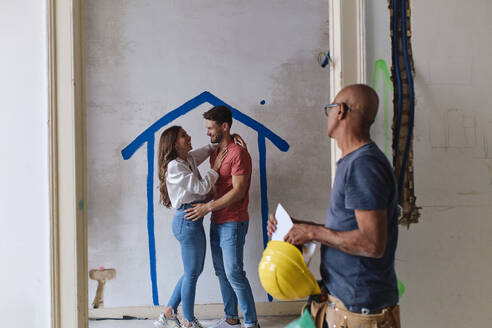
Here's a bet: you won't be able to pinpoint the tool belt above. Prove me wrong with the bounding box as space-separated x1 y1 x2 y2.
303 293 401 328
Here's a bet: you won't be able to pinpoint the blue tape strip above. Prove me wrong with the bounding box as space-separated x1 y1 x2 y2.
122 91 289 160
257 135 273 302
258 135 269 249
121 91 289 305
146 135 159 305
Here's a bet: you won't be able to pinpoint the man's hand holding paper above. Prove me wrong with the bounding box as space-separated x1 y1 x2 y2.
268 204 317 266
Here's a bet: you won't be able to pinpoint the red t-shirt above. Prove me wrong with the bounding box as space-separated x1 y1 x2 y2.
209 142 252 224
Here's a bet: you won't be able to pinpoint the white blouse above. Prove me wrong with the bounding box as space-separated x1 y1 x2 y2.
166 144 219 209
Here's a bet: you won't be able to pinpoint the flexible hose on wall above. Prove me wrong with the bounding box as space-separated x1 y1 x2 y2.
392 0 404 171
399 0 416 199
390 0 420 225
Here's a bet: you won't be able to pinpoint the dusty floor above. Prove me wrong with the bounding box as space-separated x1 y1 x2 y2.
89 316 297 328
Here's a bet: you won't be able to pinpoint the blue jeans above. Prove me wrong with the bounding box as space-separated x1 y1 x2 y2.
168 205 206 322
210 221 258 327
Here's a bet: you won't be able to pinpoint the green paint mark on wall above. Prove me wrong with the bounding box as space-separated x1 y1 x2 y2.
397 279 406 298
372 59 393 157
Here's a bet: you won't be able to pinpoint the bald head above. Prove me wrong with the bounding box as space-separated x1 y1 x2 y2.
334 84 379 131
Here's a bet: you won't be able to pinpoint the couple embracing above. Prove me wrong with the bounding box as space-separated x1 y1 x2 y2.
154 106 259 328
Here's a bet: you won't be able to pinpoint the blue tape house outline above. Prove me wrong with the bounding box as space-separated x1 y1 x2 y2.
122 91 289 305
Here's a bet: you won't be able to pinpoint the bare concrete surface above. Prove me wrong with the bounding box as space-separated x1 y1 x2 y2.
89 316 297 328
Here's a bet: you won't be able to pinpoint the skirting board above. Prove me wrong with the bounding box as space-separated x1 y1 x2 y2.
89 301 305 320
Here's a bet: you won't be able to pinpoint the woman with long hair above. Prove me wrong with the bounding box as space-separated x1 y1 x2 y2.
154 125 244 328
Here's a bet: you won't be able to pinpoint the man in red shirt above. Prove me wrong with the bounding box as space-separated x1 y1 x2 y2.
185 106 259 328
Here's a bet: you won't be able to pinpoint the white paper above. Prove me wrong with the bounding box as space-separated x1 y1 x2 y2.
271 203 317 267
301 242 317 266
271 203 294 241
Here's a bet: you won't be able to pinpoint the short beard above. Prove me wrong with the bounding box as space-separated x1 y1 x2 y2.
211 131 223 144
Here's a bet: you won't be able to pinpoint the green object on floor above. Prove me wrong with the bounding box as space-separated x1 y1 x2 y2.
398 279 406 298
285 309 315 328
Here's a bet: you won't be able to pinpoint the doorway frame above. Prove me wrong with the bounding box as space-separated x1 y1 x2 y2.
48 0 87 327
329 0 367 180
48 1 365 326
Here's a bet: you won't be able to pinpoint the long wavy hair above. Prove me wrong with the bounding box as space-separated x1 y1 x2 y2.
158 125 182 208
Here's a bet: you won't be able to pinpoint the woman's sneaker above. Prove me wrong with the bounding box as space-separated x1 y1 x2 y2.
154 313 181 328
183 318 205 328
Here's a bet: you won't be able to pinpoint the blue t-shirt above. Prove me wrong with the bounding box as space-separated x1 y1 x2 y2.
321 142 399 312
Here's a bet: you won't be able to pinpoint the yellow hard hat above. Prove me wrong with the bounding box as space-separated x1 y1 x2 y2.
258 240 321 300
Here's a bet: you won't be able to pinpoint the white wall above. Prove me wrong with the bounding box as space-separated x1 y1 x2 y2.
401 0 492 326
85 1 330 307
0 1 51 327
365 0 393 158
367 1 492 327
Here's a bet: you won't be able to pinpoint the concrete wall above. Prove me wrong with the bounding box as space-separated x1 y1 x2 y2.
0 1 51 327
84 1 330 306
86 1 492 325
367 1 492 327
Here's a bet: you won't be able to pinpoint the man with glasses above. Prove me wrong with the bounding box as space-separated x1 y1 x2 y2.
268 84 400 328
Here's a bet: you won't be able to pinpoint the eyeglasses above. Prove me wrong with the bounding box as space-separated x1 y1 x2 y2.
323 103 351 116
